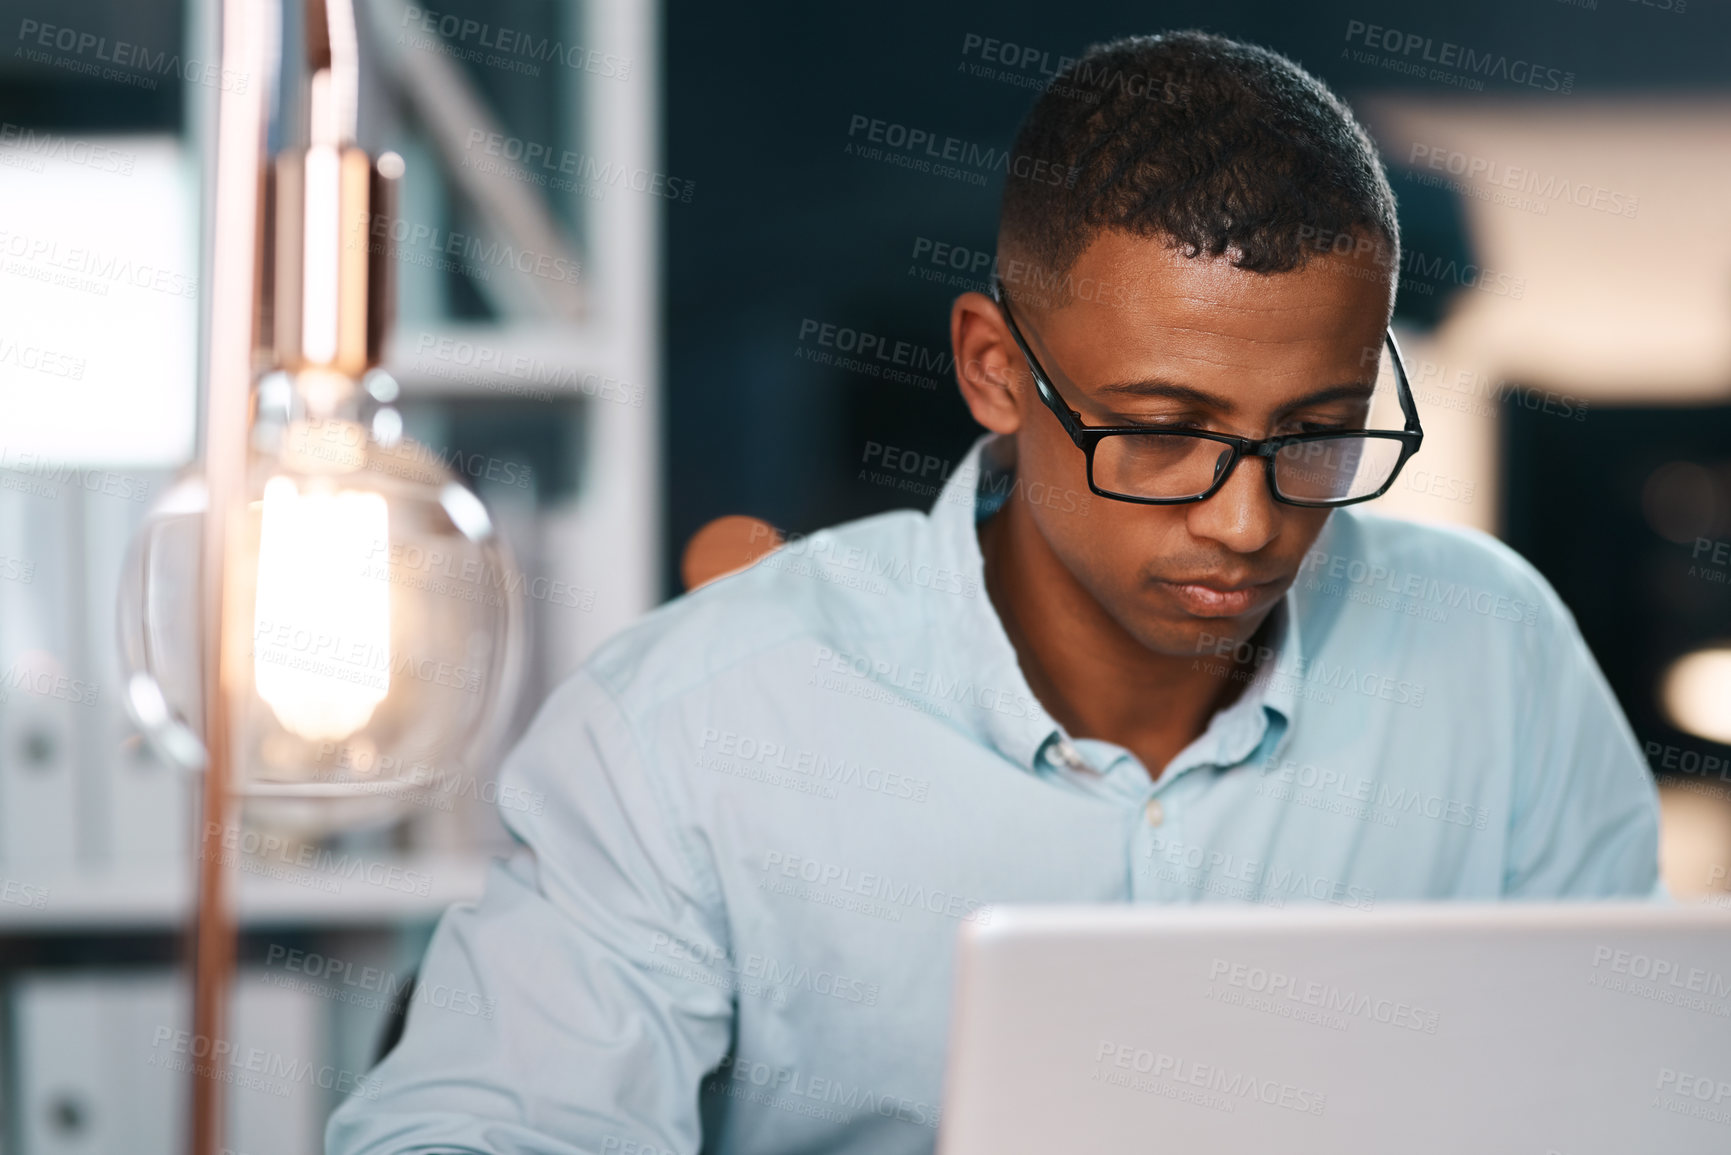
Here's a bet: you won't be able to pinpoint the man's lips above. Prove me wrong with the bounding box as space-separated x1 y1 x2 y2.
1151 575 1286 617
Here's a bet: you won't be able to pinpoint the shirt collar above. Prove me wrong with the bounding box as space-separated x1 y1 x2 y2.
925 433 1063 771
925 432 1304 776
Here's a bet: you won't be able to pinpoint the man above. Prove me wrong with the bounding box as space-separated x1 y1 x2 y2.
328 30 1660 1155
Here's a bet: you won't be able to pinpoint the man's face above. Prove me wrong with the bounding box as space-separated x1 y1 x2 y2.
955 229 1397 658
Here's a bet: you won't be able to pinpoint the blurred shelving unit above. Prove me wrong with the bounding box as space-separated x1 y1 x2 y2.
0 0 663 1150
0 852 488 933
358 0 665 696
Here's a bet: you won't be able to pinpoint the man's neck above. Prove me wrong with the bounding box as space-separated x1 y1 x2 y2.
977 492 1268 780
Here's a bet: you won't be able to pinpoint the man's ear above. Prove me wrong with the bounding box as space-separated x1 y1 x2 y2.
950 291 1023 435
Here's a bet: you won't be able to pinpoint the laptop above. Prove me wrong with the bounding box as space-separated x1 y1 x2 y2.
937 903 1731 1155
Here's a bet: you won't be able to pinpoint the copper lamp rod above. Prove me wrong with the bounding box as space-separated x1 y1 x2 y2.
190 0 269 1152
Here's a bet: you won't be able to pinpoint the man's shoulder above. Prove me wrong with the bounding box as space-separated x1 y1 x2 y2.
1304 507 1571 638
581 505 942 717
1328 506 1551 581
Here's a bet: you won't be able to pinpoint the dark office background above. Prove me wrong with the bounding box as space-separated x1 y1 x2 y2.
661 0 1731 559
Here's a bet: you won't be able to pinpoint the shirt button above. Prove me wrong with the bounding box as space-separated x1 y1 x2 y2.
1052 740 1092 773
1144 798 1164 827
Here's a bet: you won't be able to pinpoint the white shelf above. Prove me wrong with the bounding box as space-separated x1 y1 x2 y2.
0 851 490 933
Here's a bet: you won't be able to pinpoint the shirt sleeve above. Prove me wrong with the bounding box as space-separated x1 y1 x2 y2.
1502 585 1666 900
325 668 736 1154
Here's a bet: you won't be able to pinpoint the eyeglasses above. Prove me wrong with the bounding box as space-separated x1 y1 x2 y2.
990 277 1423 507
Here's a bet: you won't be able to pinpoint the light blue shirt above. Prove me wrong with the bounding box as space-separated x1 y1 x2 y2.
327 431 1662 1155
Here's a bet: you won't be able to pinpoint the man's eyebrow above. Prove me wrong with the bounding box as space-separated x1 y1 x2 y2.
1092 379 1375 413
1094 379 1234 408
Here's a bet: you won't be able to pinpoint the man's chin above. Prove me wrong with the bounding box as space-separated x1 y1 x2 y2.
1130 603 1280 663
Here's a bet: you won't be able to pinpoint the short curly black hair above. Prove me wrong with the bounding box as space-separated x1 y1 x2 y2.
998 30 1399 299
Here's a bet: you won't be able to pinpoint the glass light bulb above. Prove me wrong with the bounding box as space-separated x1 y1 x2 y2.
118 382 524 834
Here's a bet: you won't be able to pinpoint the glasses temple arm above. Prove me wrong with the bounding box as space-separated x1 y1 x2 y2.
1384 330 1425 437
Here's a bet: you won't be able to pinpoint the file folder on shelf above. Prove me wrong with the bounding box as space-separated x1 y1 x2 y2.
0 484 82 872
9 967 327 1154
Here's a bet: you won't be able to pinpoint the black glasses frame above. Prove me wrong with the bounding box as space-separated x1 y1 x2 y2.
989 276 1424 507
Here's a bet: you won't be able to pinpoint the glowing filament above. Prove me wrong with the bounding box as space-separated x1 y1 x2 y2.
252 475 390 741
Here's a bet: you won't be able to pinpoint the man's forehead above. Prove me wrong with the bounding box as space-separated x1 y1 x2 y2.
1005 241 1392 417
1008 248 1389 388
1063 230 1396 324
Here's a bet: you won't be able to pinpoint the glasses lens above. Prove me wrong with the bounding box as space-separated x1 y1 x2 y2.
1272 436 1406 503
1079 336 1415 504
1093 434 1236 500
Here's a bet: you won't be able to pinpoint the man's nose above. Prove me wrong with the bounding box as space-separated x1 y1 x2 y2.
1184 450 1279 553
